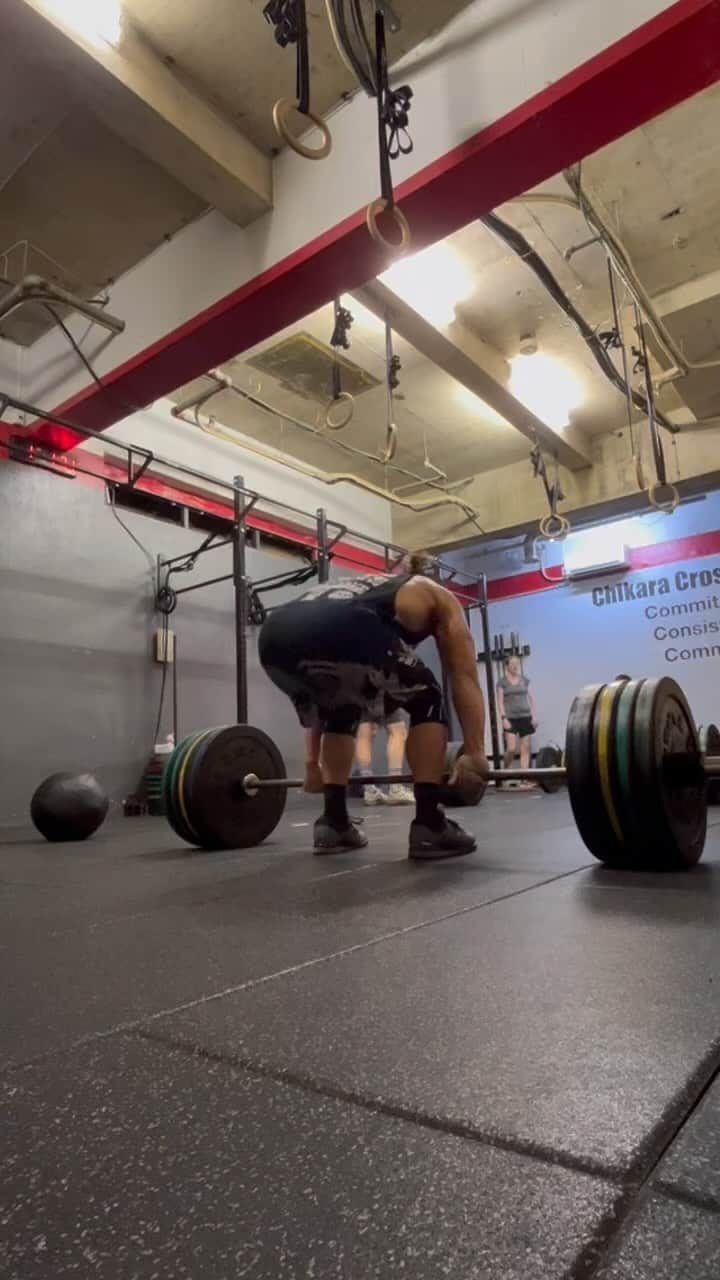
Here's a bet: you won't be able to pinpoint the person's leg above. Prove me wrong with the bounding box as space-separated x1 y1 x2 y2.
384 653 475 858
314 720 369 853
503 731 518 770
519 733 532 769
386 718 407 772
355 721 373 774
356 721 385 805
385 716 414 805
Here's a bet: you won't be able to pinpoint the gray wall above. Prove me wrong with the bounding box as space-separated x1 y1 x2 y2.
0 462 309 824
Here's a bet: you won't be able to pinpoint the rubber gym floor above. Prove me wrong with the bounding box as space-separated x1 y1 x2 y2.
2 791 720 1279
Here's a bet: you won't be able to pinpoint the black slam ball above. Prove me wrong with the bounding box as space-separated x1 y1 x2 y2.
30 772 109 843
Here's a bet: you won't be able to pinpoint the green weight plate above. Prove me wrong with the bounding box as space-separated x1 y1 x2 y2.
565 683 625 866
163 731 207 846
633 677 706 870
613 678 645 863
183 725 288 850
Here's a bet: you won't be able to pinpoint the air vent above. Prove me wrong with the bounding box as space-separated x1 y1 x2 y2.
246 332 379 404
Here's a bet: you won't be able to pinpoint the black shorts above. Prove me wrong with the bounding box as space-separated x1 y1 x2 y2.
259 599 447 736
505 716 534 739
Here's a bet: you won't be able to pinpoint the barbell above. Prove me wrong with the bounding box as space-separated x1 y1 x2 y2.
161 676 719 871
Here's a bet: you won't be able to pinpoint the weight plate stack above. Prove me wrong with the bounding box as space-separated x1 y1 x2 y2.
632 678 706 870
182 725 288 850
565 684 626 867
163 731 207 846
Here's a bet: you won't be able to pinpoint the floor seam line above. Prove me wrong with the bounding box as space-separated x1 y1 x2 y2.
129 1022 627 1188
0 864 588 1076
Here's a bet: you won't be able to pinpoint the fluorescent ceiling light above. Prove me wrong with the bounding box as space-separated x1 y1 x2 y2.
38 0 123 47
509 352 583 428
380 242 470 328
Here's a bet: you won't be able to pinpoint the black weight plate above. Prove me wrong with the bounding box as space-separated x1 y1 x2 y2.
565 683 625 866
185 725 288 850
535 744 563 793
163 732 205 846
633 678 706 869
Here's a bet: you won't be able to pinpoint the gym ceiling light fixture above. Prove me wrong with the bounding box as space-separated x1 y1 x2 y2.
38 0 123 47
379 242 469 329
509 340 583 430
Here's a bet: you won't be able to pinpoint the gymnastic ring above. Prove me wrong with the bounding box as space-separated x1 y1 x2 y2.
324 392 354 430
366 198 411 254
538 513 571 542
647 481 680 514
272 99 332 160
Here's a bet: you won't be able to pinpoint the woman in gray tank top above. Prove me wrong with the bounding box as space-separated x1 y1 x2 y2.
497 656 537 783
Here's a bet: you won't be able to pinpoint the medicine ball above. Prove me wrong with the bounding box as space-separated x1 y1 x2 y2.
30 772 109 843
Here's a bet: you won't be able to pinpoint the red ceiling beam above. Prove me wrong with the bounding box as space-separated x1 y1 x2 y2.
25 0 720 452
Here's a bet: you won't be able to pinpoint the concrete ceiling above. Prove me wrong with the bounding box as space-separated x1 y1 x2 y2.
0 0 471 346
168 78 720 504
123 0 473 154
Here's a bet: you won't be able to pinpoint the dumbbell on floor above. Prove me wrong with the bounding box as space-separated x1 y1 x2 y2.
161 676 717 872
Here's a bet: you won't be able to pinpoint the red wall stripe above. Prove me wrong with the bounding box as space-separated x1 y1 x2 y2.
24 0 720 452
487 529 720 602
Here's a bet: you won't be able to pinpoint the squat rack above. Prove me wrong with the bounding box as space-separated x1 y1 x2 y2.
1 391 496 757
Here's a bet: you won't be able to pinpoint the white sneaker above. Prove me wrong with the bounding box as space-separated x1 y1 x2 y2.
363 784 386 806
386 784 415 806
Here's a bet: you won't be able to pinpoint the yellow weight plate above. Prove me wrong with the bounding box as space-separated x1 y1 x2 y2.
594 683 624 844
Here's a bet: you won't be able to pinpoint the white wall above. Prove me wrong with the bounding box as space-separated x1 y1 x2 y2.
459 492 720 746
92 399 393 543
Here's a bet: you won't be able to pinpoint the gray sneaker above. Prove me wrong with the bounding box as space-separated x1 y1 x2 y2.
314 817 369 855
408 816 477 861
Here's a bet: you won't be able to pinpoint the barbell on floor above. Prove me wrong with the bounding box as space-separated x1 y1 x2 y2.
161 676 719 872
242 767 565 794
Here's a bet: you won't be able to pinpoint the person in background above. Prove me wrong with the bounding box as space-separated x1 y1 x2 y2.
355 711 414 806
497 655 537 785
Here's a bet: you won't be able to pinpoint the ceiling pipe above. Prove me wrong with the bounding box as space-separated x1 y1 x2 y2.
172 398 486 532
0 274 125 335
171 369 481 510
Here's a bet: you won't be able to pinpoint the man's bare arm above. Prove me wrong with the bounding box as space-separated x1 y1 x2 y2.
434 592 486 755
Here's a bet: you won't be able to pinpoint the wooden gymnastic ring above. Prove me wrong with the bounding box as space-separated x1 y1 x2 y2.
647 481 680 514
366 198 411 254
324 392 354 430
538 513 571 542
272 99 332 160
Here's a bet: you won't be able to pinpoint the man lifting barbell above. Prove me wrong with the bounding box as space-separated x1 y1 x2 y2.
258 553 488 858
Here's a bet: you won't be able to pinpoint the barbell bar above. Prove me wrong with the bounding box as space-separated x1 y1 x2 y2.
243 767 567 794
161 676 718 871
244 755 720 795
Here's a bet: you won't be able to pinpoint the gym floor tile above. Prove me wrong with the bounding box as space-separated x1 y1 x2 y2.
592 1193 720 1278
652 1074 720 1209
0 812 584 1065
156 868 720 1175
0 1032 619 1280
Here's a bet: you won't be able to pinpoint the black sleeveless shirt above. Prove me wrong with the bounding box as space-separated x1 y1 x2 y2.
298 574 431 646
